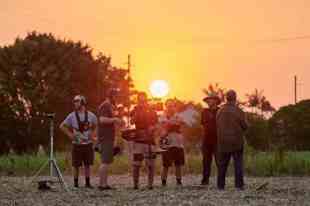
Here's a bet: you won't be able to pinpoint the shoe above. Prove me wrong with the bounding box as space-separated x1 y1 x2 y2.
162 180 167 187
148 186 153 190
85 184 94 189
133 185 139 190
98 185 114 191
236 187 244 191
201 179 209 185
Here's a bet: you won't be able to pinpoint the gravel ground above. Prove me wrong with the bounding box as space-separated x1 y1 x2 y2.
1 175 310 206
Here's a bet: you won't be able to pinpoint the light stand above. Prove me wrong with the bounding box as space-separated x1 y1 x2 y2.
28 113 69 192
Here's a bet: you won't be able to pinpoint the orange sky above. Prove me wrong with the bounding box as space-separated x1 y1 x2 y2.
1 0 310 108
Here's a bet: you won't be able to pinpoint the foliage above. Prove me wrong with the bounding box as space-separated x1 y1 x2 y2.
0 31 131 154
269 99 310 150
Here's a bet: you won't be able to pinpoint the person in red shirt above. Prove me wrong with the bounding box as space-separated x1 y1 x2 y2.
201 94 221 185
130 92 158 190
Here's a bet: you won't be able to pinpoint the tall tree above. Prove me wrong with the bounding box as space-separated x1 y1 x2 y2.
0 31 131 154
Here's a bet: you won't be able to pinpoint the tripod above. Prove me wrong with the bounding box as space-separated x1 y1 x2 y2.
28 114 69 192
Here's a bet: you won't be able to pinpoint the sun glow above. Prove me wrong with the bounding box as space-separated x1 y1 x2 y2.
149 80 170 98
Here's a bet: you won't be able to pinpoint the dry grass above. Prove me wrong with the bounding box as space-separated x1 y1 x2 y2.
1 175 310 206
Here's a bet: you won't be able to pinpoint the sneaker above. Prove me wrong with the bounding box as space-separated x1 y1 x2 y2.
201 179 209 185
162 180 167 187
236 187 244 191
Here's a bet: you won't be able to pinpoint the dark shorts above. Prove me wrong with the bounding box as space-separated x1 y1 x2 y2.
72 143 94 167
162 147 185 168
99 138 114 164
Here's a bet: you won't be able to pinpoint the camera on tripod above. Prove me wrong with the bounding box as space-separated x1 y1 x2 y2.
45 113 55 119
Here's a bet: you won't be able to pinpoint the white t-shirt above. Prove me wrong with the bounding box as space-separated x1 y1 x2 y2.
159 113 184 148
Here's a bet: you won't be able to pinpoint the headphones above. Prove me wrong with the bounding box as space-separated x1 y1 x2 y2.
73 95 87 106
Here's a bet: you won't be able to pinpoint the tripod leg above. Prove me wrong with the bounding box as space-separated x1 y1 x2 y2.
51 159 69 192
27 160 49 186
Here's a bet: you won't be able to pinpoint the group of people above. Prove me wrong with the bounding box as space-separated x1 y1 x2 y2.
59 89 248 191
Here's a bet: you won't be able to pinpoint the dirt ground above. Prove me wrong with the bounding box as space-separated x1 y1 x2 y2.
1 175 310 206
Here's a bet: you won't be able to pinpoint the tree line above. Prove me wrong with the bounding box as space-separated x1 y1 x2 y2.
0 31 133 155
0 31 309 155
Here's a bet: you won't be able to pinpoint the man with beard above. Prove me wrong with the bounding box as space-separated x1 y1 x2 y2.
60 95 97 188
201 94 221 185
130 92 158 190
97 89 123 190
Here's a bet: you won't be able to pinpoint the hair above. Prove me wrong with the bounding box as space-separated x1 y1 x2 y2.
226 90 237 102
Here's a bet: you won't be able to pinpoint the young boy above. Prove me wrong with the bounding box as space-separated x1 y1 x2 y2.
160 99 185 186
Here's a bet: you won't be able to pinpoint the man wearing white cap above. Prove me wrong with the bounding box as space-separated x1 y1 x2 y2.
60 95 98 188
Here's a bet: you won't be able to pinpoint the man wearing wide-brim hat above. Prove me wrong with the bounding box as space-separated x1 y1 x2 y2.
200 93 221 185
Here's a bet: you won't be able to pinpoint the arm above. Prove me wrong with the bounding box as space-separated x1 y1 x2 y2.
239 110 248 131
99 116 118 124
59 122 74 140
98 103 121 124
90 124 98 141
201 110 206 125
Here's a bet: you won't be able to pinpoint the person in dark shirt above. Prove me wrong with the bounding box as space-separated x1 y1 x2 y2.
201 94 221 185
97 89 123 190
217 90 248 190
130 92 158 190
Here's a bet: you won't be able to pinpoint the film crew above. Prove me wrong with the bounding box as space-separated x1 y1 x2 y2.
200 94 221 185
159 99 185 186
216 90 248 190
60 95 98 188
96 89 123 191
130 92 158 190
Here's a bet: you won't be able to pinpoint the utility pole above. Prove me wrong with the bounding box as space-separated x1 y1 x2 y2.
294 75 297 104
127 54 131 74
127 54 131 127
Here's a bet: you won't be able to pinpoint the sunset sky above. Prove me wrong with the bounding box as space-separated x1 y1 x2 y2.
1 0 309 108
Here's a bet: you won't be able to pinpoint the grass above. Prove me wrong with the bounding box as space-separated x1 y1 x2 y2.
0 149 310 176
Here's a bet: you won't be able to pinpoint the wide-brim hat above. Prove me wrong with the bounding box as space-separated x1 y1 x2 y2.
203 95 221 104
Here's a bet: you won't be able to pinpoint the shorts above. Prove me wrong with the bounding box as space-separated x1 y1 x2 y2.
98 138 115 164
162 147 185 168
72 143 94 167
132 142 156 167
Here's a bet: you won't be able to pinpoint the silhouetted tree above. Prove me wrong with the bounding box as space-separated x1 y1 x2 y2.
0 31 131 154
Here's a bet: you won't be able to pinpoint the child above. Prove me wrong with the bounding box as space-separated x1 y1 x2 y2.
159 99 185 186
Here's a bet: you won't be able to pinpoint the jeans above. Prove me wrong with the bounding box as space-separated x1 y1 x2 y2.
217 148 244 189
201 144 218 182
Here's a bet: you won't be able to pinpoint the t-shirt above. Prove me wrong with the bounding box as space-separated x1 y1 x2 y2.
62 111 97 145
97 101 115 141
201 107 219 145
131 104 158 130
159 113 184 148
131 104 158 144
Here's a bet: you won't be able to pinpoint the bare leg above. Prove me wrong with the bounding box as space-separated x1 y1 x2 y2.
175 165 182 179
161 167 169 186
175 165 182 185
133 165 140 189
147 163 155 189
99 163 109 187
73 167 79 187
84 165 92 187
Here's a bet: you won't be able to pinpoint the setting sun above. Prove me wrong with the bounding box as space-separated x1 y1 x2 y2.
149 80 170 98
